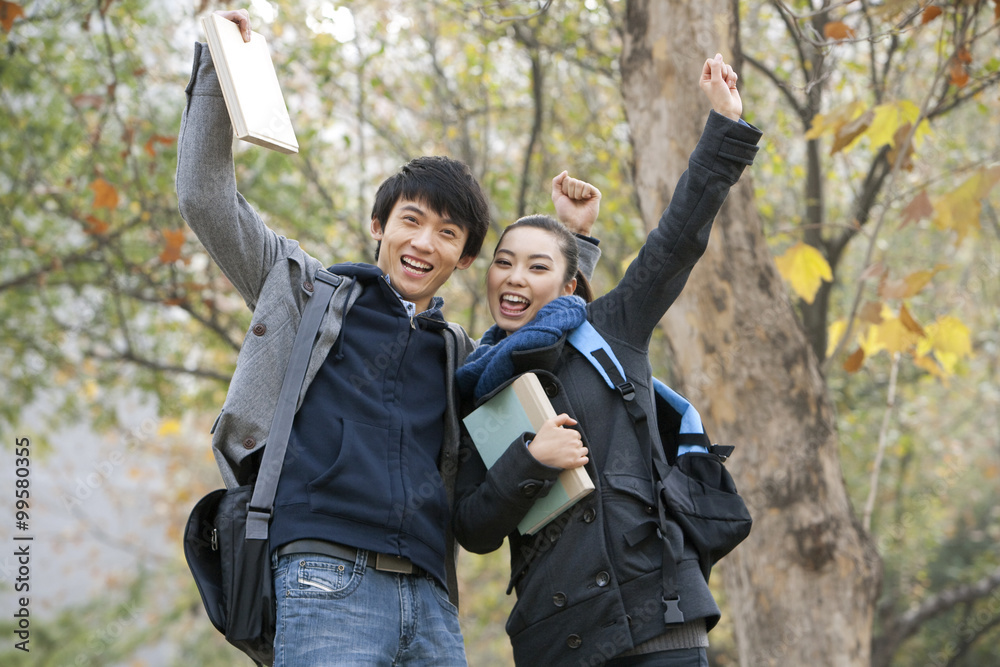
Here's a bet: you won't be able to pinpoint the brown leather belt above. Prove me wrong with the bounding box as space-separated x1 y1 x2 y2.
276 539 423 576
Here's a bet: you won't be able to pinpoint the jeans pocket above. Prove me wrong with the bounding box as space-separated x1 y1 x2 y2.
427 577 458 615
281 554 364 599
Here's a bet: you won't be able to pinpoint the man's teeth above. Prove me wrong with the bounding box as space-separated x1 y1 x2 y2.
402 257 432 270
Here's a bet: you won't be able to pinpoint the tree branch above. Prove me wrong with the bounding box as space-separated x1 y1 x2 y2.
743 53 807 122
828 147 891 265
88 349 231 383
862 352 900 532
472 0 554 23
124 287 243 354
512 23 544 219
927 71 1000 122
0 214 146 293
857 0 882 102
873 566 1000 667
945 612 1000 667
822 35 950 371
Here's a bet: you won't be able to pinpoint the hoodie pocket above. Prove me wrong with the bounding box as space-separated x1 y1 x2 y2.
307 419 399 527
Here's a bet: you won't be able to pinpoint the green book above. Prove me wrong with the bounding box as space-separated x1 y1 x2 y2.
463 373 594 535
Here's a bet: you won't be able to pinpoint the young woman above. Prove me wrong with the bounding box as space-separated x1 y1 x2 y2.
453 55 762 667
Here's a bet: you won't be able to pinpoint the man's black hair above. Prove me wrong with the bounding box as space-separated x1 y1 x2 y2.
370 156 491 261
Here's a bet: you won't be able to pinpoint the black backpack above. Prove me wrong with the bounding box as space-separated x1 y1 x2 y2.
567 321 752 625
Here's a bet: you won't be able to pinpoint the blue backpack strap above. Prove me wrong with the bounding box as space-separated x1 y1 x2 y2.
569 322 709 456
568 321 698 625
567 321 624 391
651 379 710 456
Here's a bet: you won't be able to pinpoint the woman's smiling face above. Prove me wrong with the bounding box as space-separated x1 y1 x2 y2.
487 226 576 333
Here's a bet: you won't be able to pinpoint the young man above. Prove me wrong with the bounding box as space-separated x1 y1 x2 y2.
176 10 599 665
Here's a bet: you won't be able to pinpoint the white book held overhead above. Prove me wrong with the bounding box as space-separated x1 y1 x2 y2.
201 12 299 154
463 373 594 535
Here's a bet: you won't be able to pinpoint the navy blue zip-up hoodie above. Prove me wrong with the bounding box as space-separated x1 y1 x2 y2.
270 262 450 586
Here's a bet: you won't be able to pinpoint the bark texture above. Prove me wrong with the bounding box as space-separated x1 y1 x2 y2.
621 2 881 664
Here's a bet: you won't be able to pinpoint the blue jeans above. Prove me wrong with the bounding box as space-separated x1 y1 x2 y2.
272 550 466 666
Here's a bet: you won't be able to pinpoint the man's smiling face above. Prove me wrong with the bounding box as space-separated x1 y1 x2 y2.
370 199 474 313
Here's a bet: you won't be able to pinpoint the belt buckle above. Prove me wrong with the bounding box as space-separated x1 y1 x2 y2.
375 552 413 574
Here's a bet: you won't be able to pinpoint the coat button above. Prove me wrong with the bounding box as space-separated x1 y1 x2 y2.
252 323 267 336
519 481 540 497
242 437 256 450
303 281 314 292
542 381 559 398
566 634 582 649
644 505 655 515
552 592 567 607
595 571 610 587
582 508 596 523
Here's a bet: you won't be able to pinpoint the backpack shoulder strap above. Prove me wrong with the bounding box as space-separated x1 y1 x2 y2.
651 379 710 456
567 321 626 390
246 269 354 541
567 320 743 617
567 321 709 455
566 320 685 623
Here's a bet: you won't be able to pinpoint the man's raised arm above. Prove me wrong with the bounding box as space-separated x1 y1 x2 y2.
175 11 302 309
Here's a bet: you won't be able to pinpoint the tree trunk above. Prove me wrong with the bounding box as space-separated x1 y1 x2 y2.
620 2 881 664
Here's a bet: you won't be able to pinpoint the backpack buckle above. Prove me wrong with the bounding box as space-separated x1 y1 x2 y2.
709 444 735 462
617 382 635 401
662 597 685 624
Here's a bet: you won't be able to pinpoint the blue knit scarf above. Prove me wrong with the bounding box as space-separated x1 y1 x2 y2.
457 295 588 403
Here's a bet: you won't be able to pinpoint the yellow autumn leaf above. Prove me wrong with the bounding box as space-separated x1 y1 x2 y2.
901 266 944 297
898 303 925 336
913 353 948 382
830 112 873 155
865 100 924 149
873 311 923 355
932 167 1000 242
804 100 866 140
916 315 972 374
858 322 884 357
879 266 946 300
774 242 833 304
158 419 182 437
827 318 847 358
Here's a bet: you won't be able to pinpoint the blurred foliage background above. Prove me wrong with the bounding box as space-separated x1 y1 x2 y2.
0 0 997 665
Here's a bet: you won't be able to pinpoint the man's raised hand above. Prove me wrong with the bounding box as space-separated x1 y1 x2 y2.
214 9 252 42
